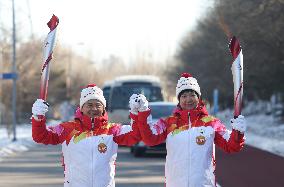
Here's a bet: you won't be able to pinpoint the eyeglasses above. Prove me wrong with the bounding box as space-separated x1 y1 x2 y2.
85 103 104 109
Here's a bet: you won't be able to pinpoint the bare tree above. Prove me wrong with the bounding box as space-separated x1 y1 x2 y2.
171 0 284 108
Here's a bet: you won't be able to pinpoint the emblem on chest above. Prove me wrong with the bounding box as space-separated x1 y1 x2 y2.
196 135 206 145
98 137 107 153
98 142 107 153
194 126 214 145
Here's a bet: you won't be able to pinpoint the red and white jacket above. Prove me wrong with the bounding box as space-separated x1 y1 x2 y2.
32 111 140 187
137 102 245 187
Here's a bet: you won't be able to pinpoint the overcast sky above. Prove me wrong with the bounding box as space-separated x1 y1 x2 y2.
0 0 212 63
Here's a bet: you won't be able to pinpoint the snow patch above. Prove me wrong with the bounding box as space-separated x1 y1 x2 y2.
0 124 33 161
246 132 284 157
217 109 284 157
0 139 34 162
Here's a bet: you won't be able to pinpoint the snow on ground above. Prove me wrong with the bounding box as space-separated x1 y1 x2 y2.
0 123 34 162
0 112 284 161
0 119 61 162
217 109 284 157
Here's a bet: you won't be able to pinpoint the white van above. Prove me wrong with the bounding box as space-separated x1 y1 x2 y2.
102 75 164 123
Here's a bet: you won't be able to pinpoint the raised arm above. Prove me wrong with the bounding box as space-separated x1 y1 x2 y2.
111 94 144 146
129 94 167 146
138 110 167 146
31 99 69 145
213 115 246 153
112 113 141 146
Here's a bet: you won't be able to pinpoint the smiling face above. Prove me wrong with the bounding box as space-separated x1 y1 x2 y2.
179 90 199 110
81 99 105 118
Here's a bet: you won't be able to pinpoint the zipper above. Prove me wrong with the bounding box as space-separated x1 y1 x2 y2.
188 112 191 129
92 141 93 187
91 118 94 187
188 112 191 187
92 118 95 131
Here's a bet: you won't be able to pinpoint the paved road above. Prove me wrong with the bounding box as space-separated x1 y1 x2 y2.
1 142 284 187
116 148 165 187
0 143 165 187
216 144 284 187
0 143 63 187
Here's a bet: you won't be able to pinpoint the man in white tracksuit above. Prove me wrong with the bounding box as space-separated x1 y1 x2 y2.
32 84 142 187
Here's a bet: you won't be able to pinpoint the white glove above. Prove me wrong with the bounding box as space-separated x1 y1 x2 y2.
231 115 246 133
129 94 149 114
137 94 149 112
32 99 49 117
129 94 140 114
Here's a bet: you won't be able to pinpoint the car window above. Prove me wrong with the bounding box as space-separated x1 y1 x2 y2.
110 85 163 110
103 86 111 109
150 104 176 118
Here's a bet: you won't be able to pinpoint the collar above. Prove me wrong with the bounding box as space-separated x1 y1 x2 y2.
74 107 108 131
173 100 208 124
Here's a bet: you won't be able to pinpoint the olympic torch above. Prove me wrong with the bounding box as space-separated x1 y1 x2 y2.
40 15 59 100
228 36 243 118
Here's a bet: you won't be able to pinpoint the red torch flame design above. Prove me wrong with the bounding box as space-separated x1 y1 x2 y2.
228 36 243 118
40 15 59 100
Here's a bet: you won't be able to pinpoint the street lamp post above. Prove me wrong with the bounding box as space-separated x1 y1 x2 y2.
11 0 17 142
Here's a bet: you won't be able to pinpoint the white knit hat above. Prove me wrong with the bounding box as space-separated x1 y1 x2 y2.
176 73 201 98
80 84 106 109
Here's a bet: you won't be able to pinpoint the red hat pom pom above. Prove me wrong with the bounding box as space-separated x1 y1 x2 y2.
86 84 97 88
181 72 192 78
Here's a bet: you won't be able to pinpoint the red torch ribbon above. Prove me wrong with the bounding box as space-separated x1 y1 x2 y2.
229 36 243 118
40 14 59 100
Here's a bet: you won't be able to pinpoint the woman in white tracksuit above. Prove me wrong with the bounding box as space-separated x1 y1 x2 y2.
129 73 247 187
